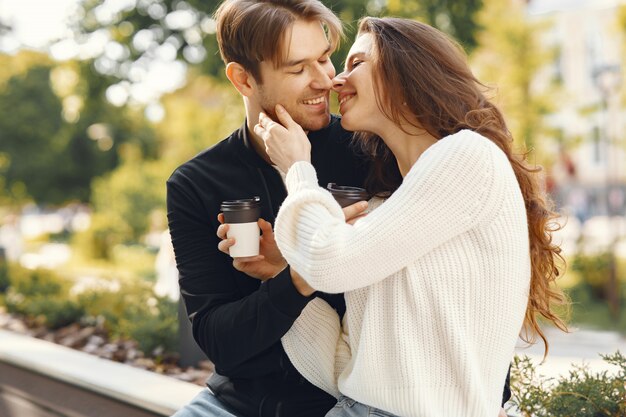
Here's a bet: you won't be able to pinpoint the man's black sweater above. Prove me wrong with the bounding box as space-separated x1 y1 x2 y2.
166 116 369 417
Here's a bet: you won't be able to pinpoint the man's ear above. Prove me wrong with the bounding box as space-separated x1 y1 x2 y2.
225 62 257 97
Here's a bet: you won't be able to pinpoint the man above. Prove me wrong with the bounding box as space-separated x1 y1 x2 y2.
167 1 369 416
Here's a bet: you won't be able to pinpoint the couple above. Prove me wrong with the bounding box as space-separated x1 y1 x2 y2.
167 0 567 416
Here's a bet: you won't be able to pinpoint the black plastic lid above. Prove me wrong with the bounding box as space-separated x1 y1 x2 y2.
327 183 369 197
220 196 262 212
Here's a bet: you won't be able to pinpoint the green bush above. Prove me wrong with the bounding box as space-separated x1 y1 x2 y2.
76 279 151 328
72 212 133 260
510 352 626 416
571 252 613 300
24 297 84 329
77 152 168 260
76 280 178 355
111 244 157 281
1 262 178 358
0 256 9 293
118 296 178 356
7 264 67 297
3 265 71 315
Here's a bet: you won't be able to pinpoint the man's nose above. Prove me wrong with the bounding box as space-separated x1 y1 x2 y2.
311 62 334 90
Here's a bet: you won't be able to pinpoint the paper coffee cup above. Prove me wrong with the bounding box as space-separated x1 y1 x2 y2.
327 183 370 208
221 197 261 258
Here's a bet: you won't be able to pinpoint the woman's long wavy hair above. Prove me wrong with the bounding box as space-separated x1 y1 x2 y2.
356 17 568 355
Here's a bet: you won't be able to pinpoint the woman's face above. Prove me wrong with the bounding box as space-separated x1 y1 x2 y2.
332 33 384 133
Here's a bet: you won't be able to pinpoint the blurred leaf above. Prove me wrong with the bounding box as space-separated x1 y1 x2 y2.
0 55 159 206
470 0 563 163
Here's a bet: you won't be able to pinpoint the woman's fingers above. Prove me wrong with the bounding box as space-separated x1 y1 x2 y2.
274 104 296 129
346 213 368 225
342 201 368 223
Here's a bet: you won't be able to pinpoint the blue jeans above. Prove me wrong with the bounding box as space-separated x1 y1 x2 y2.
325 396 398 417
171 389 240 417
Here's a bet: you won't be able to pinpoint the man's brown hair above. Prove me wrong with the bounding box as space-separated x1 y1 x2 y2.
214 0 342 82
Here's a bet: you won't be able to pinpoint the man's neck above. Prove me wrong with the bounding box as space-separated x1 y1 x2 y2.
244 114 311 166
246 119 274 165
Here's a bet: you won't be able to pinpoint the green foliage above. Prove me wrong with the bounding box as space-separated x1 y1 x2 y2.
76 280 178 354
0 255 8 293
2 264 84 329
91 150 167 240
571 252 614 300
111 244 158 281
566 252 626 330
75 278 150 328
0 65 64 204
74 0 485 89
471 0 561 158
24 298 85 330
0 56 159 206
510 353 626 416
0 262 178 355
118 296 178 355
383 0 483 52
158 73 245 163
74 149 169 259
5 264 68 298
73 212 133 259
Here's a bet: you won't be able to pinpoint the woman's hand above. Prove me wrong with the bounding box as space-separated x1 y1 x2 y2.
254 104 311 173
343 201 368 225
217 214 287 281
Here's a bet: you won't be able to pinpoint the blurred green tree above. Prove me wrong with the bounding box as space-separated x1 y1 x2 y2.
72 0 484 87
74 71 245 259
383 0 483 52
618 5 626 107
470 0 562 161
0 53 159 206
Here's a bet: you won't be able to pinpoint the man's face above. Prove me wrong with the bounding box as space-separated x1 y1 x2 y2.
253 19 335 132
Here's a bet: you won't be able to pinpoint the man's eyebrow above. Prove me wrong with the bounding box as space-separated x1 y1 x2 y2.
282 44 332 68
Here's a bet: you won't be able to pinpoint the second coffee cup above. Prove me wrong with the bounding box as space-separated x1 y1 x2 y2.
221 197 261 258
327 183 370 208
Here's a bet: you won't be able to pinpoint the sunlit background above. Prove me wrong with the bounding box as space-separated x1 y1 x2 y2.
0 0 625 414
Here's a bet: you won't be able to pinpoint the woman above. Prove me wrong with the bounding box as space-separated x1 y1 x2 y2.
254 17 567 417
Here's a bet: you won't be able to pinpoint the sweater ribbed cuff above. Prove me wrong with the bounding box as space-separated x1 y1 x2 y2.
285 161 319 194
265 266 313 318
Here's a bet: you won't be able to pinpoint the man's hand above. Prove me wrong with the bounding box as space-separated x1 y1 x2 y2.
217 214 287 280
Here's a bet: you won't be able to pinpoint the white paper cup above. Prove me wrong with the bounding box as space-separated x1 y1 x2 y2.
226 222 260 257
221 197 261 258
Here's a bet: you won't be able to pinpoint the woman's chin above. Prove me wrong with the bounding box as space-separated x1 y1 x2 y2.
339 115 357 132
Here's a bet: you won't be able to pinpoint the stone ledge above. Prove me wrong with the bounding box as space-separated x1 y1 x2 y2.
0 329 203 416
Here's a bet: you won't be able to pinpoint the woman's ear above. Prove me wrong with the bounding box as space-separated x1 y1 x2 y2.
225 62 257 97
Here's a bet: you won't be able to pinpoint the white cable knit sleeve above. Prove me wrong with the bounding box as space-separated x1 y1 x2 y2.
274 131 508 293
281 297 349 398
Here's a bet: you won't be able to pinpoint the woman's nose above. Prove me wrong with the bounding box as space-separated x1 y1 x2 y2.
332 72 347 92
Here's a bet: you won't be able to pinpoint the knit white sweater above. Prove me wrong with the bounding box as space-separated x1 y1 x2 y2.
275 130 531 417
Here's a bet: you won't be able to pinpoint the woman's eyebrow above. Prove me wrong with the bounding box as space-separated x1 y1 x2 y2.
343 52 365 68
